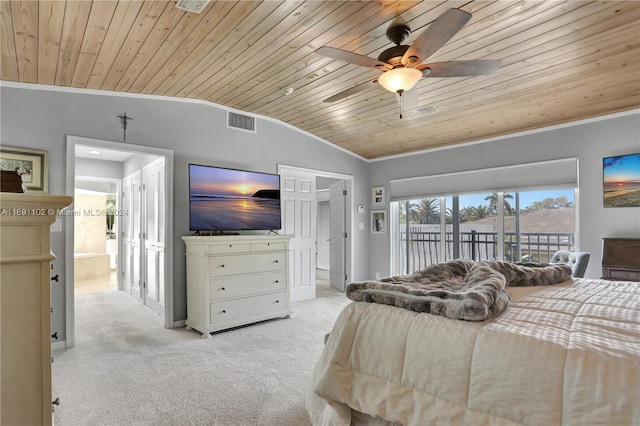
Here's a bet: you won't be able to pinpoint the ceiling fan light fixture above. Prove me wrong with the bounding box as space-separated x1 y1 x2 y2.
378 68 422 94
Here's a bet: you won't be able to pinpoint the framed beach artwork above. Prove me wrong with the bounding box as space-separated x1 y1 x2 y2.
603 152 640 208
372 186 385 206
0 146 49 193
371 210 386 233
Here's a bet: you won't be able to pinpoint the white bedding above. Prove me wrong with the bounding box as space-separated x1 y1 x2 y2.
306 278 640 425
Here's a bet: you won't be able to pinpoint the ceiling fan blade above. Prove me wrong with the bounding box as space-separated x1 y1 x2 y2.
316 46 387 69
396 87 419 111
418 60 502 77
402 8 472 66
323 79 378 103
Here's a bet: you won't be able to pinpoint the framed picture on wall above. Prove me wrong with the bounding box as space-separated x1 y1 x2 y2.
603 152 640 208
372 186 385 206
371 210 386 233
0 146 48 193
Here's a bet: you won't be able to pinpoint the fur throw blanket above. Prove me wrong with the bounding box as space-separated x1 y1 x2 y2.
346 259 572 321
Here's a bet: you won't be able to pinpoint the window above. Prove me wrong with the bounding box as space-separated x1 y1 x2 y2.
389 158 578 275
391 189 576 275
395 197 445 272
391 188 576 274
503 189 576 263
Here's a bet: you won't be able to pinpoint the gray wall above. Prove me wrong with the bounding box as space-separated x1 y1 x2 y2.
2 82 637 337
76 157 123 179
0 84 370 335
123 153 162 177
369 112 640 279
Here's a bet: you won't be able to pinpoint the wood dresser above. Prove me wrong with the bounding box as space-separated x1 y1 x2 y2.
182 234 291 337
602 238 640 282
0 193 72 425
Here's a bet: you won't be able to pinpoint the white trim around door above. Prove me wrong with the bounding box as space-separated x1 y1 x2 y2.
277 164 354 300
65 135 174 348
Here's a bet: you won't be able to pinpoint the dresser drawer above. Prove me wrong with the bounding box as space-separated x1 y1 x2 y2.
209 291 288 324
207 243 252 255
604 267 640 282
209 252 285 277
209 271 286 300
251 242 286 252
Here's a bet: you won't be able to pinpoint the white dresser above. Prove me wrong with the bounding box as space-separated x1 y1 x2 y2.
0 193 72 425
182 235 291 337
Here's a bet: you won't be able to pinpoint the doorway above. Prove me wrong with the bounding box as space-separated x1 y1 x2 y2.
65 136 174 348
278 165 353 302
316 177 348 292
73 178 120 294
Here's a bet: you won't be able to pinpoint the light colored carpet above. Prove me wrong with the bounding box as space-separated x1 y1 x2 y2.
52 281 350 425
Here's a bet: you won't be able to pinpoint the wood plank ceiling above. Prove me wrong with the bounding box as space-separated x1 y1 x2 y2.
1 1 639 159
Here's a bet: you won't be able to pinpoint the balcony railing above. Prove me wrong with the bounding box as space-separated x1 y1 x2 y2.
399 229 575 273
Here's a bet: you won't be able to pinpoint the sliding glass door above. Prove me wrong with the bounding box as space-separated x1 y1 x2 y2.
396 198 445 273
392 189 576 275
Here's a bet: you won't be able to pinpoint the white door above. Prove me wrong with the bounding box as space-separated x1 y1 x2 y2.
329 181 347 291
142 159 165 316
280 167 317 302
121 176 132 295
123 171 142 300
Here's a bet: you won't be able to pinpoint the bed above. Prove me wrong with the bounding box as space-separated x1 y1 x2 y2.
306 262 640 426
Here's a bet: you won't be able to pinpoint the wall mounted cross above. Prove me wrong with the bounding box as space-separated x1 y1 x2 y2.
117 112 133 141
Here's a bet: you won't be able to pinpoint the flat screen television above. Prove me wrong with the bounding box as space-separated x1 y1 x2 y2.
189 164 281 231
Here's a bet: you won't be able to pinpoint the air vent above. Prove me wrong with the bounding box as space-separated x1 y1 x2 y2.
403 105 440 120
227 111 256 133
175 0 210 14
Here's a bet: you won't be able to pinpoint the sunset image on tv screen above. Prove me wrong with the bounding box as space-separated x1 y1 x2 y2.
603 153 640 208
189 165 281 230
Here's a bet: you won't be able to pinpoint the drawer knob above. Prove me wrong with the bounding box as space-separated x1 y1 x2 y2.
274 260 279 263
221 287 225 291
220 264 225 268
276 300 280 303
274 280 279 284
222 310 226 314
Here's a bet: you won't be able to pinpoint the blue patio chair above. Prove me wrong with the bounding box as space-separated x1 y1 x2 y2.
549 250 590 278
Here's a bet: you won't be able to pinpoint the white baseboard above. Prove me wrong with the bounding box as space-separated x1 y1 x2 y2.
172 320 186 329
52 341 66 350
316 268 329 280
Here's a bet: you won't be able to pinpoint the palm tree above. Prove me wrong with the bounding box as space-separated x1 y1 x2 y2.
445 207 459 224
484 193 514 215
472 204 491 220
416 198 440 224
400 200 421 224
459 206 475 222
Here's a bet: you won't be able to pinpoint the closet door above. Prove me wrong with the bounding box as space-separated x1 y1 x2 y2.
143 159 165 316
123 171 142 300
121 177 132 294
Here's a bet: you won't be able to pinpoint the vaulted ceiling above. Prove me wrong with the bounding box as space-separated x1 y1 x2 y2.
1 1 639 159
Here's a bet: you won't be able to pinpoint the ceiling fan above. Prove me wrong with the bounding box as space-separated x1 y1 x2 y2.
315 8 501 117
